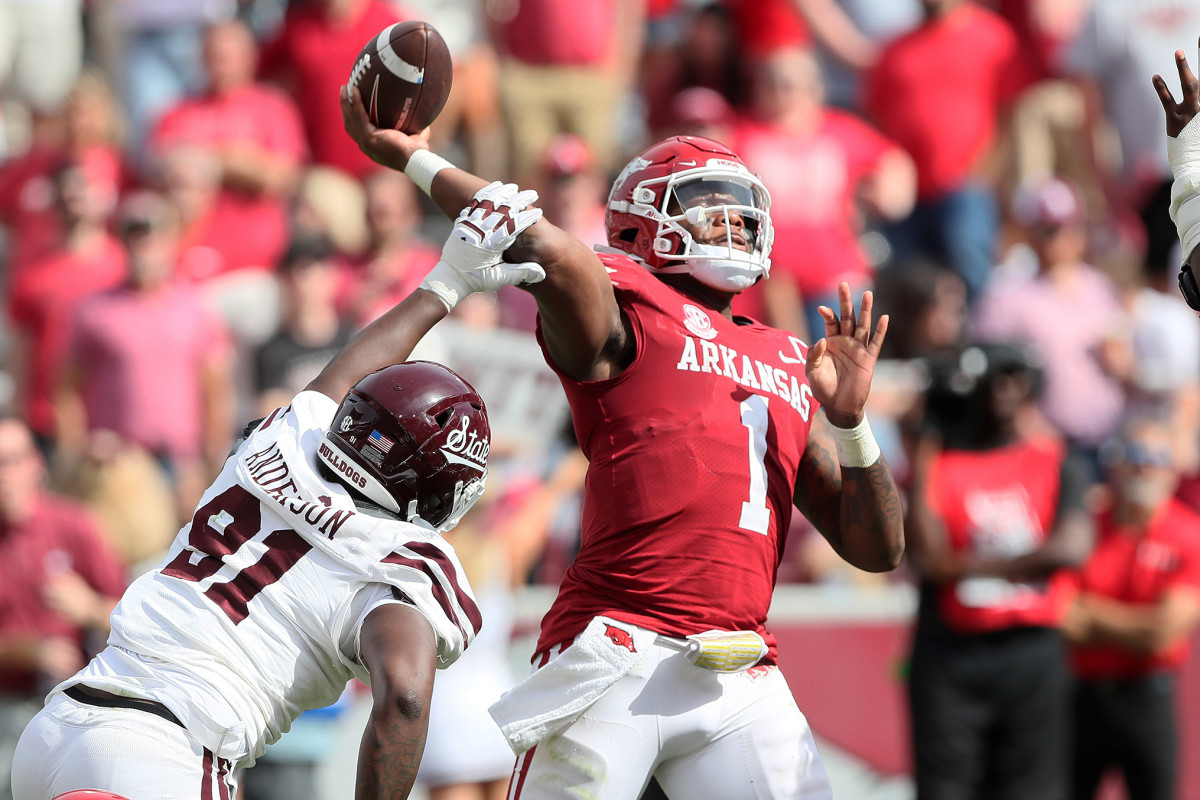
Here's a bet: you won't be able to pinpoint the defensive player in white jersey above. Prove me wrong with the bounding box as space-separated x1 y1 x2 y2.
11 190 546 800
340 77 904 799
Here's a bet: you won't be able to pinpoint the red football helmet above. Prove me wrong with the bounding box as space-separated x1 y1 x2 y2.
318 362 490 532
53 792 131 800
606 135 773 292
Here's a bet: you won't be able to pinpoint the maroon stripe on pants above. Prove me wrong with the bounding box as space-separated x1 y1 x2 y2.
508 745 538 800
200 749 214 800
217 756 232 800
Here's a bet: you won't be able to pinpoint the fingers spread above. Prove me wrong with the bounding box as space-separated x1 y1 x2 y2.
838 282 854 337
868 314 890 357
1182 49 1200 102
818 305 839 338
1154 74 1178 112
855 290 874 345
806 337 827 372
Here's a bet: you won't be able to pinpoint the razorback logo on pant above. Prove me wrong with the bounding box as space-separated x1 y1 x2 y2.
604 624 636 653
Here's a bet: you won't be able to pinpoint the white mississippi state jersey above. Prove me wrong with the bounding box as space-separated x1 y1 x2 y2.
58 391 481 766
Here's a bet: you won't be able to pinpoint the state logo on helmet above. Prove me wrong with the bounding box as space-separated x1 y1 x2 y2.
318 362 490 533
606 135 774 292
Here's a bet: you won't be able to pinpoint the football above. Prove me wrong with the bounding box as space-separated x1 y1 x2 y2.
348 20 453 134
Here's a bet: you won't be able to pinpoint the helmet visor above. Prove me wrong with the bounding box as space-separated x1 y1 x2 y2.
663 175 772 260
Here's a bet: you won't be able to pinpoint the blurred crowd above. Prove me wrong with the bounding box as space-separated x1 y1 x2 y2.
2 0 1200 797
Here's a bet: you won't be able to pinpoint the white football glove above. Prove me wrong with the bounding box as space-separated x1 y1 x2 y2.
420 181 546 311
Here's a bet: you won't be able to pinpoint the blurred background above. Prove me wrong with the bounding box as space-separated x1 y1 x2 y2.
1 0 1200 799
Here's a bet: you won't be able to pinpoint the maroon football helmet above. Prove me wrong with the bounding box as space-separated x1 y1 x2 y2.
318 362 490 532
606 135 773 292
53 792 131 800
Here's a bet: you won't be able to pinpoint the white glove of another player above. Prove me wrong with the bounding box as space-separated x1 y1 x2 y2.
420 181 546 311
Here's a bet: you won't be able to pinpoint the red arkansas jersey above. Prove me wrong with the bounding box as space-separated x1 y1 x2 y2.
535 252 819 658
927 436 1069 633
1066 499 1200 678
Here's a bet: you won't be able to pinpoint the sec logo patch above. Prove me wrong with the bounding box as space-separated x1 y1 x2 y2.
683 304 717 340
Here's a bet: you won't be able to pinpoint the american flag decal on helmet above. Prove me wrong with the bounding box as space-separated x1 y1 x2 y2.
368 429 394 454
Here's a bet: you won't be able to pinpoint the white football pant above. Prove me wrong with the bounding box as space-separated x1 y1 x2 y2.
12 693 237 800
507 634 832 799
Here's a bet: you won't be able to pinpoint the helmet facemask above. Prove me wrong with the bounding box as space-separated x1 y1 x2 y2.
630 166 773 291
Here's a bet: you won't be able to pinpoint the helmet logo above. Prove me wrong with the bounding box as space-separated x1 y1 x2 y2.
682 304 718 340
440 416 488 472
339 415 353 433
613 156 652 198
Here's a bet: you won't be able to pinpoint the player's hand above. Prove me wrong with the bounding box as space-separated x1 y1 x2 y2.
36 636 84 681
806 283 888 429
420 182 546 311
340 84 430 170
1153 40 1200 138
42 570 107 629
452 181 545 254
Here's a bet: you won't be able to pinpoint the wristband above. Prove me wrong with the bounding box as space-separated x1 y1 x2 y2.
404 150 454 196
828 415 881 468
419 261 464 312
1168 116 1200 262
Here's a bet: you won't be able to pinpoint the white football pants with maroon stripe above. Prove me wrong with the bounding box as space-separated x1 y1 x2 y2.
12 694 237 800
507 634 833 800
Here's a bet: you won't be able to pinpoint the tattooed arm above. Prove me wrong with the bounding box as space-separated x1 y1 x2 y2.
793 415 904 573
793 283 904 572
355 602 439 800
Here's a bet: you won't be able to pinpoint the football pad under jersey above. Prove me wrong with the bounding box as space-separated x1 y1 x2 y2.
535 252 818 658
60 391 480 766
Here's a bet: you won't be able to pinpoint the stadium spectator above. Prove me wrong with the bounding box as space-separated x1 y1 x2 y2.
663 86 736 144
11 193 546 799
1061 415 1200 800
259 0 404 178
343 81 903 798
7 160 125 452
0 0 84 154
292 166 370 259
56 191 235 521
254 234 354 417
111 0 234 156
873 257 968 362
724 0 880 73
0 414 126 800
489 0 644 180
865 0 1022 301
733 46 915 339
817 0 920 110
974 176 1126 472
150 18 307 284
641 3 743 138
905 341 1093 800
154 145 283 354
0 69 126 279
1100 251 1200 474
1065 0 1200 212
340 169 441 328
495 134 609 334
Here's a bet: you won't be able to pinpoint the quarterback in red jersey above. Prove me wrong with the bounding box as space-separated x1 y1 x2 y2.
342 87 904 799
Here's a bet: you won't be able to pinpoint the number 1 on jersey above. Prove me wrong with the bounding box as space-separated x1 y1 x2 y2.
739 395 771 535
